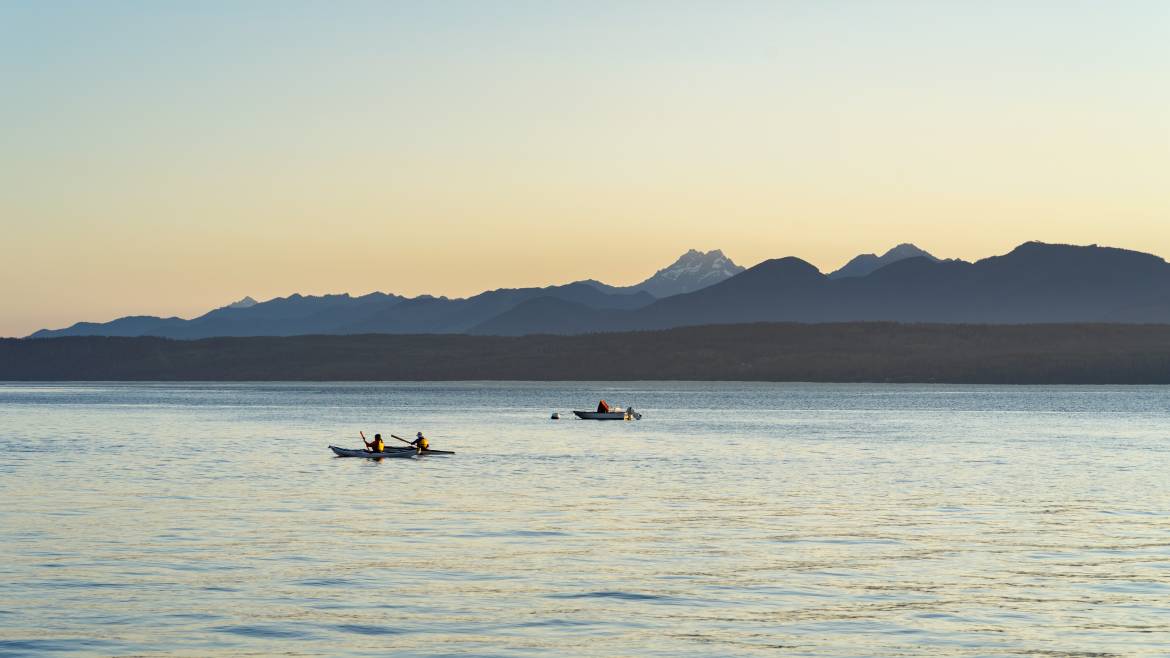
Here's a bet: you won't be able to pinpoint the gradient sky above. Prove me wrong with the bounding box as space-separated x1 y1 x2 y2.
2 2 1168 336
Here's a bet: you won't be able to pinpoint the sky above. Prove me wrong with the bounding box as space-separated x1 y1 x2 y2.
2 1 1168 337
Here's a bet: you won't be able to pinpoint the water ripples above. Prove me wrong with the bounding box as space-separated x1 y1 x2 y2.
1 382 1169 655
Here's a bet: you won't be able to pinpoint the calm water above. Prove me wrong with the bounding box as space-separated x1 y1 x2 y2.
1 382 1169 657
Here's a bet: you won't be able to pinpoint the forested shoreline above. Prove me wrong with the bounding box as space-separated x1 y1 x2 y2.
4 322 1170 384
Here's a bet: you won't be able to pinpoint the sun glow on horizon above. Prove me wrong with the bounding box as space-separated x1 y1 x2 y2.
2 2 1168 336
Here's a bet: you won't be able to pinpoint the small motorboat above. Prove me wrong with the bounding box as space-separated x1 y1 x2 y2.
572 406 642 421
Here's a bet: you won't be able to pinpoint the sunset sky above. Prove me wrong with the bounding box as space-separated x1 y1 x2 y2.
3 2 1168 337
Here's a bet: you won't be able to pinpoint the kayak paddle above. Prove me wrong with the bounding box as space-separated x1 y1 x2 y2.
359 431 384 452
391 434 427 453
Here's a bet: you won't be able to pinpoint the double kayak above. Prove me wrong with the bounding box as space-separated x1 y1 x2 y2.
329 445 455 458
330 445 416 458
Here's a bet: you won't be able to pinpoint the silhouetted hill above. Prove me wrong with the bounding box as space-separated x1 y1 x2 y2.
28 295 401 339
826 242 1170 323
341 283 652 334
619 257 828 330
469 296 611 336
6 323 1170 383
828 243 941 279
28 315 187 338
505 242 1170 333
157 292 406 338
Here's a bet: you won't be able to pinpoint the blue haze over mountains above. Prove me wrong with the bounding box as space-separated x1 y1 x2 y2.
29 249 734 339
29 242 1170 339
828 243 943 279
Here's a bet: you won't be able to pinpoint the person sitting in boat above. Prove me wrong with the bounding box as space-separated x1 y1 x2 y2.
597 399 611 413
411 432 430 451
363 433 385 453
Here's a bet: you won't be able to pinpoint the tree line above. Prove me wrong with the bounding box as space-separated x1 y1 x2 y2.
4 322 1170 383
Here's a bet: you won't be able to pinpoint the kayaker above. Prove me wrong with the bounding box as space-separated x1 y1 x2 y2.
411 432 430 451
363 433 385 453
597 399 610 413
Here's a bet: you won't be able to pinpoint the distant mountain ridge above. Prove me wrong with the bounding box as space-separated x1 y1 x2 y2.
28 242 1170 339
828 243 942 279
471 242 1170 335
29 284 653 340
30 249 739 339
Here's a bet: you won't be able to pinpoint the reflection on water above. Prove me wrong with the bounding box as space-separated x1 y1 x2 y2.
1 382 1169 656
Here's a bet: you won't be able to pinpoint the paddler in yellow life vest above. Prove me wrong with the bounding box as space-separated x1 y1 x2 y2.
410 432 429 452
363 433 385 453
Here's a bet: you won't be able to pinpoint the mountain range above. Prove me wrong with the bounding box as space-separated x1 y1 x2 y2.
29 248 744 339
828 243 941 279
476 242 1170 335
30 241 1170 339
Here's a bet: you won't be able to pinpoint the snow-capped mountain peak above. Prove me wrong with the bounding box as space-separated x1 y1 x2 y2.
578 249 746 298
637 249 746 297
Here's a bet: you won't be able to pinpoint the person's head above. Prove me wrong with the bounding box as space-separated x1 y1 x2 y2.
374 434 381 440
416 432 423 438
